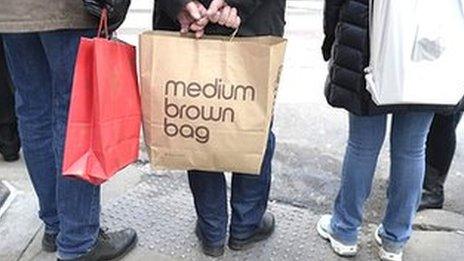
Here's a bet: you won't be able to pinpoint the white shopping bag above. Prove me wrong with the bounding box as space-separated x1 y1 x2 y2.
365 0 464 105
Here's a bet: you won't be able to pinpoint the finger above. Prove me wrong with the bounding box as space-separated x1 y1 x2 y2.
180 23 189 34
190 20 207 31
196 2 208 17
234 16 241 29
185 2 201 20
218 6 231 25
225 8 238 28
210 11 221 23
195 16 209 28
195 29 205 39
177 12 194 33
207 0 226 17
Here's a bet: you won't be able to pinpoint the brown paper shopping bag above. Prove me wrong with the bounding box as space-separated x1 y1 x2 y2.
140 31 287 174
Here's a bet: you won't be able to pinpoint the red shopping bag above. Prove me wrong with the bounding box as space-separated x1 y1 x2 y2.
63 10 141 185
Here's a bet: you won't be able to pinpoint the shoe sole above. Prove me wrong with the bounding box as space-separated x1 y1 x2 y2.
417 205 443 212
2 154 19 162
201 247 225 258
316 218 357 257
374 226 382 246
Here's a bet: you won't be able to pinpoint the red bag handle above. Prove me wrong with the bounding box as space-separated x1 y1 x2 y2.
97 8 110 39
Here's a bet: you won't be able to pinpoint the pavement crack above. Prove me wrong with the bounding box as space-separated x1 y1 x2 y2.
16 224 42 261
270 198 310 210
413 223 464 234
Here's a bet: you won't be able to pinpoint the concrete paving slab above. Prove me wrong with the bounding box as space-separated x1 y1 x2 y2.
101 163 145 203
0 157 42 261
404 231 464 261
414 209 464 233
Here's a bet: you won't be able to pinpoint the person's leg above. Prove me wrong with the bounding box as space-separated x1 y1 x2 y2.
380 112 434 252
0 37 20 161
421 112 463 209
330 113 387 245
188 171 228 247
38 30 102 259
2 33 60 236
229 131 275 239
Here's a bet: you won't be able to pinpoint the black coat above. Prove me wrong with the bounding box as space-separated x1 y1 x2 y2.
153 0 286 37
323 0 463 116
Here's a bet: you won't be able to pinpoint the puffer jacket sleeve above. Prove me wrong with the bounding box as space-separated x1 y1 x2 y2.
322 0 346 61
158 0 190 21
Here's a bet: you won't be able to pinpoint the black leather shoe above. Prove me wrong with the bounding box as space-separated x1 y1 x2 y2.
228 212 275 251
58 228 137 261
195 224 225 257
0 139 20 162
42 232 58 252
418 190 444 211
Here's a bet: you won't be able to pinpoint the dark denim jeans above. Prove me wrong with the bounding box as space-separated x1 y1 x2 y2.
2 30 100 260
188 131 275 246
331 112 434 251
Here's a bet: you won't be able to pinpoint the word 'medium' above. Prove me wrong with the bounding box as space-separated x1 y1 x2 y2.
165 79 256 101
163 78 257 144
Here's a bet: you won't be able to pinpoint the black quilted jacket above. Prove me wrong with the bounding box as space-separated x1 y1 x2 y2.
323 0 463 115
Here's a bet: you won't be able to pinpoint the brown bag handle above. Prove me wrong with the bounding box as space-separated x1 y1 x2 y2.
97 8 110 39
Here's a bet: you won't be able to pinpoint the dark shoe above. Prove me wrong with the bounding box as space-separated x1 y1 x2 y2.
418 190 444 211
419 164 446 211
42 232 58 253
58 228 137 261
228 212 275 251
195 224 225 257
0 142 20 162
1 151 19 162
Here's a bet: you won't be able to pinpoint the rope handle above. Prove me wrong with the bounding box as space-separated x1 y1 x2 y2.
97 8 110 39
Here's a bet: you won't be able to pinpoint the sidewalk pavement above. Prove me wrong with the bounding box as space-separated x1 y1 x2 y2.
1 0 463 260
1 126 463 261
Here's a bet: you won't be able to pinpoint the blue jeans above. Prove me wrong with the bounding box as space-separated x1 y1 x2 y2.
188 132 275 246
2 30 100 260
331 112 434 250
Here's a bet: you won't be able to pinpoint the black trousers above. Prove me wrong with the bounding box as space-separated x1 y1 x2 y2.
0 37 20 155
424 112 463 189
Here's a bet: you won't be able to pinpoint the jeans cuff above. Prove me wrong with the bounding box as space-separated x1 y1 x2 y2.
330 220 358 245
44 228 59 235
44 224 60 235
230 229 255 240
57 232 98 260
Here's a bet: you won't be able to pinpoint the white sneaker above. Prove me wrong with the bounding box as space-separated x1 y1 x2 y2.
374 225 403 261
317 215 358 257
